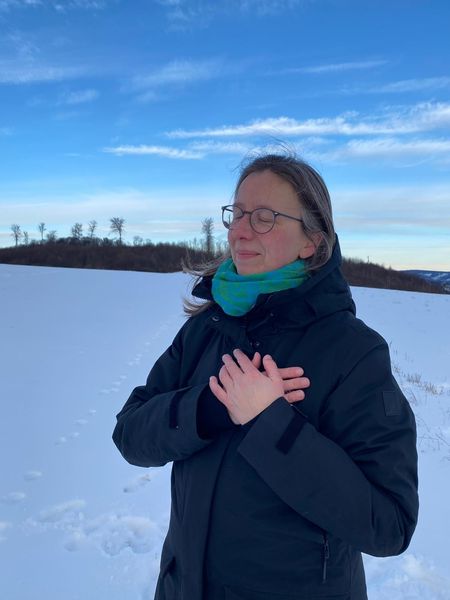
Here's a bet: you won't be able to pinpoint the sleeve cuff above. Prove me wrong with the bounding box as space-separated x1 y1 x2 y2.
196 385 236 439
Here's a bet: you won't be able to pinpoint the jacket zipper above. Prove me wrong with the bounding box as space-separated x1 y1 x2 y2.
322 533 329 583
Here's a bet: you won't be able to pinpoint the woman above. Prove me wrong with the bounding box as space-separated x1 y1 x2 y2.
113 154 418 600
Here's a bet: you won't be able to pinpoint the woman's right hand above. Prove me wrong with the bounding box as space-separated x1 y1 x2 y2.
209 351 310 425
251 351 310 403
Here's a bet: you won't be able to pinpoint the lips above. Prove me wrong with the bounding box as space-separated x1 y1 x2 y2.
235 250 260 259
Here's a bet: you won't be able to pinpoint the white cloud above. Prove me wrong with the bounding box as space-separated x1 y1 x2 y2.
332 184 450 230
238 0 301 16
369 77 450 94
0 186 227 245
166 102 450 139
130 58 221 91
60 88 99 104
103 144 204 160
337 137 450 159
0 0 111 11
189 141 252 155
0 61 87 84
156 0 301 29
290 59 388 74
305 137 450 165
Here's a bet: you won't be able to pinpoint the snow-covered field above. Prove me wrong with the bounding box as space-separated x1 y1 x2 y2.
1 264 449 600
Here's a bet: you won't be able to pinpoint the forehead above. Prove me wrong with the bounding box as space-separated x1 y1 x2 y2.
235 170 300 211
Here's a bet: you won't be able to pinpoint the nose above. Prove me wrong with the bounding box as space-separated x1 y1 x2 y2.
229 212 255 239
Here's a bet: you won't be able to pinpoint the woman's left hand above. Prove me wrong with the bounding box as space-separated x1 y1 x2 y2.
209 349 286 425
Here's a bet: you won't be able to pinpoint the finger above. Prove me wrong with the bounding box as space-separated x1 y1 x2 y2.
262 354 282 383
284 390 306 403
218 364 233 389
222 353 243 378
251 352 261 370
209 376 229 405
278 366 304 379
232 349 257 374
283 377 310 392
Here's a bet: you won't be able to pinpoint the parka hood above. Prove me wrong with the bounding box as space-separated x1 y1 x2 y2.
192 235 356 329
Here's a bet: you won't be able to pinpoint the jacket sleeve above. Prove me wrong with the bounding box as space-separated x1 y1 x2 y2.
237 342 419 557
112 323 219 467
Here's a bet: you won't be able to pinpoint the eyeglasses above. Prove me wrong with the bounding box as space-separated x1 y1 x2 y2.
221 204 303 234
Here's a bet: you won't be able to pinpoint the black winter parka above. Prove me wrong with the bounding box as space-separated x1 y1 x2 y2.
112 239 418 600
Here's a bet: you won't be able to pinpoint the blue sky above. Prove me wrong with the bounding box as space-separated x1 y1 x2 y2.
1 0 449 270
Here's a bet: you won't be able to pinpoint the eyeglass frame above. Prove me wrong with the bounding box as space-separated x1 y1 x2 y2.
221 204 304 234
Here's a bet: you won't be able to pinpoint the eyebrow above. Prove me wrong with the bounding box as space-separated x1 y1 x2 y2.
233 201 274 210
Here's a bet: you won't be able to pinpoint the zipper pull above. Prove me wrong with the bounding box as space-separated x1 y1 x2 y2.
322 535 330 583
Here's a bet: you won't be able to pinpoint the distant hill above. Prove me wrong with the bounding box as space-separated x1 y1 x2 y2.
0 241 448 295
340 258 446 295
404 270 450 292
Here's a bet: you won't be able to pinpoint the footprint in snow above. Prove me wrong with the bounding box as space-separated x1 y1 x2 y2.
37 499 86 524
64 513 160 557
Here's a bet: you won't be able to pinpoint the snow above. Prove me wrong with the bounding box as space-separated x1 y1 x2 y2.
1 264 449 600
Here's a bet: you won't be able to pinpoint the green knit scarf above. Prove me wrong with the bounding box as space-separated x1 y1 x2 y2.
211 258 309 316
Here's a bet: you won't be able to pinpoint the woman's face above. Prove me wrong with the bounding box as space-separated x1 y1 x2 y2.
228 170 317 275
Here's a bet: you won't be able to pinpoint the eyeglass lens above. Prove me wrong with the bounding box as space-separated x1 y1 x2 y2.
222 206 275 233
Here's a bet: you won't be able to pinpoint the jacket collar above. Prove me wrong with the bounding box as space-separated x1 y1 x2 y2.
192 235 355 329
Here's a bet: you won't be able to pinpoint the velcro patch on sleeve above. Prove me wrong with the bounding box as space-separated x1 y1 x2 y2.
383 390 401 416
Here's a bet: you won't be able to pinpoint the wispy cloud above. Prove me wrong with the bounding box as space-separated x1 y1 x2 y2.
103 144 203 160
0 0 111 11
166 102 450 138
156 0 302 29
126 58 223 102
310 137 450 165
238 0 301 16
60 88 99 104
129 58 221 98
333 184 450 230
0 61 87 84
189 140 251 155
288 59 388 74
371 76 450 94
0 126 12 135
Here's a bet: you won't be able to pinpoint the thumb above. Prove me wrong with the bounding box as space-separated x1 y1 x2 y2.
262 354 281 382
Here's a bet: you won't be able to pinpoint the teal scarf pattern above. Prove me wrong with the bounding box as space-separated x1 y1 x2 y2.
211 258 309 316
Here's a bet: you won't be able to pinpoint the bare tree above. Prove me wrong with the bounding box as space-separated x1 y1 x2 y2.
46 230 57 242
88 220 97 238
22 231 29 245
11 224 21 246
71 222 83 240
110 217 125 244
202 217 214 254
38 222 46 242
133 235 144 246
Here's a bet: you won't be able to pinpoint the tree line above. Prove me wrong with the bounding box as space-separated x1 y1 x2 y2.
8 216 220 252
10 217 126 246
